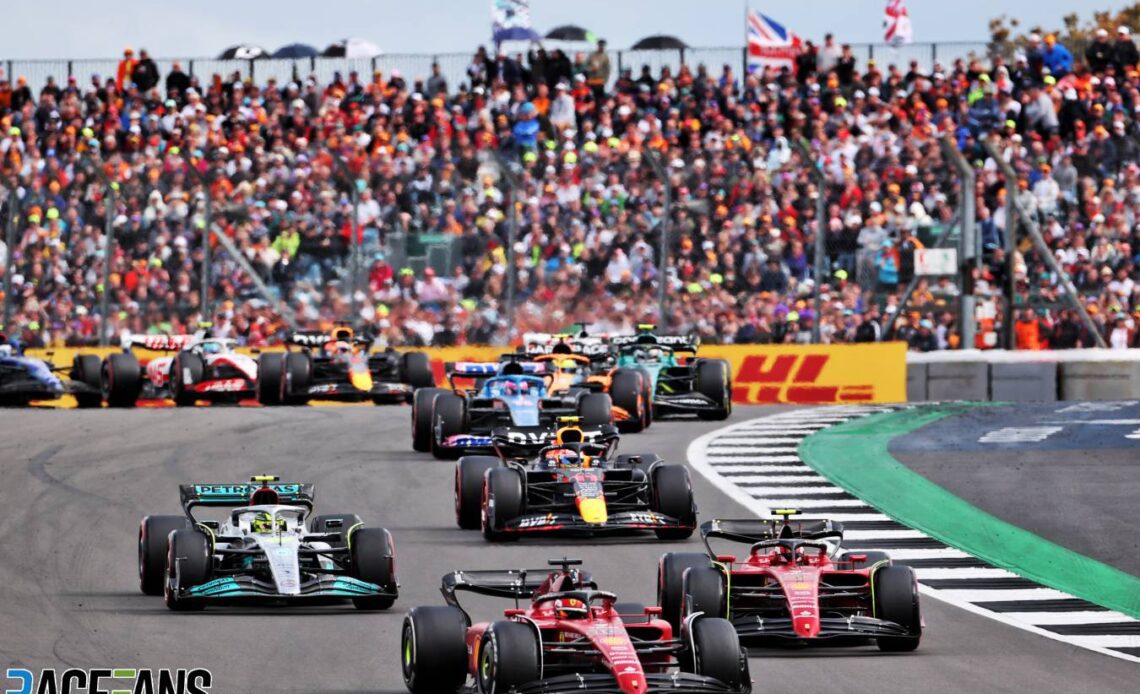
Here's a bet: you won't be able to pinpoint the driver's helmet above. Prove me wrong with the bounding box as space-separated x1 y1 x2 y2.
504 380 529 396
251 512 286 534
558 358 579 374
333 340 352 356
0 344 12 358
199 341 222 355
556 450 589 469
646 347 663 361
553 597 588 619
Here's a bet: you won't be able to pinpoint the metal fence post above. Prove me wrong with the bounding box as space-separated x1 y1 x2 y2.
492 151 521 344
180 150 212 320
794 140 825 343
939 135 976 349
101 183 115 346
1003 163 1017 349
2 177 17 331
642 149 671 326
330 152 362 327
188 59 195 79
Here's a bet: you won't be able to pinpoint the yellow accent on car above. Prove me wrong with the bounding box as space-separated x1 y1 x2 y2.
578 497 608 524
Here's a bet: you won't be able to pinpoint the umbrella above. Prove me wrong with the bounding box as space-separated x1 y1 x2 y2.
630 35 688 50
322 38 382 58
545 25 597 42
271 43 319 59
218 45 268 60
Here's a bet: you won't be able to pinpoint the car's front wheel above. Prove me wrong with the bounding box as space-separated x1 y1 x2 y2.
350 527 397 610
401 606 468 694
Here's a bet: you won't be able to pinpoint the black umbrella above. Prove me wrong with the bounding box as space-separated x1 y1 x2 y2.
218 45 267 60
630 35 688 50
271 43 319 59
545 25 596 42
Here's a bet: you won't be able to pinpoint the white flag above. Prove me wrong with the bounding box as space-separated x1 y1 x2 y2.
492 0 540 44
884 0 914 47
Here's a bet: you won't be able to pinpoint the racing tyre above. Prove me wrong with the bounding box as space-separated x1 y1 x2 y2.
401 606 468 694
482 467 524 542
102 352 141 407
170 351 204 407
839 550 892 570
637 367 654 429
651 465 696 540
695 359 732 421
874 565 921 652
256 352 285 405
477 621 541 694
400 351 435 389
610 369 645 433
165 529 211 611
613 601 649 625
657 552 709 631
431 392 468 460
456 456 501 529
350 527 398 610
308 513 364 547
71 354 103 408
284 352 312 405
577 392 612 427
682 566 726 620
689 617 749 691
139 515 193 595
411 387 446 452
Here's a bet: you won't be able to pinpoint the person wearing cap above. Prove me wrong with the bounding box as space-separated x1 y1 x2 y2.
1087 28 1114 72
165 61 190 101
1041 34 1073 77
585 39 610 104
1114 26 1140 73
131 48 160 93
116 47 136 91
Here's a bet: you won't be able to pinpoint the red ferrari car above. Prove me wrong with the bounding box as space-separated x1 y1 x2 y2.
401 558 751 694
658 511 922 652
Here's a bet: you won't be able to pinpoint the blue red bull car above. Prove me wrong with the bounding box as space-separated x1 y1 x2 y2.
411 356 613 459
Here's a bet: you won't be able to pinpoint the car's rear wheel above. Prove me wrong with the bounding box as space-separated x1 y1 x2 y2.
688 617 749 690
412 387 446 452
482 467 524 542
651 465 696 540
139 515 193 595
401 351 435 389
350 527 397 610
431 392 467 460
256 352 285 405
165 529 211 611
696 359 731 420
284 352 312 405
682 565 726 620
456 456 501 529
875 565 922 651
609 369 644 433
577 392 612 427
308 513 363 547
401 606 468 694
170 351 204 407
477 621 541 694
71 354 103 407
638 367 654 428
103 352 141 407
657 552 709 631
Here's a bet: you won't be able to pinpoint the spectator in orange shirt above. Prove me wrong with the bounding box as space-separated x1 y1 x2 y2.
1015 309 1043 350
116 47 136 91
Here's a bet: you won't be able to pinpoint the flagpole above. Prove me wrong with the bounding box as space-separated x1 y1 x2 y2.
742 0 748 76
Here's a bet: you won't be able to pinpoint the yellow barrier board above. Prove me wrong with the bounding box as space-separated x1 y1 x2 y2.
28 342 906 406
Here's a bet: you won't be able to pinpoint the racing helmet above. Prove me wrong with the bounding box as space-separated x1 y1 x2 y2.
553 597 588 619
556 450 589 469
251 512 286 534
558 358 579 374
504 380 529 395
646 347 663 361
0 344 11 357
333 340 352 356
200 341 222 354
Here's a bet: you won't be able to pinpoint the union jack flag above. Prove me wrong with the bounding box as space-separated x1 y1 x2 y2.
883 0 913 47
746 9 802 73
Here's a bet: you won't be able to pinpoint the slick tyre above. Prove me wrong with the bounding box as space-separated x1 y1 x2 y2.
609 369 645 433
695 359 731 420
412 387 446 452
139 515 192 595
401 606 468 694
651 465 696 540
456 456 501 529
577 392 613 427
657 552 709 631
103 352 142 407
71 354 103 408
481 467 524 542
431 392 467 460
682 566 726 620
400 351 435 389
308 513 364 547
170 351 204 407
477 621 541 694
689 617 748 690
874 565 922 652
350 527 398 610
256 352 286 405
164 529 211 611
284 352 312 405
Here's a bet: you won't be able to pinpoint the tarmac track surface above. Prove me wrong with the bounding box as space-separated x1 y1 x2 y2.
0 406 1135 693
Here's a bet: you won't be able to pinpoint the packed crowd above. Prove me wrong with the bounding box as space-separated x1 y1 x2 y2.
2 29 1140 350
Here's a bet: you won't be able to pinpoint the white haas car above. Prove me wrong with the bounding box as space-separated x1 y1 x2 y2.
97 334 259 407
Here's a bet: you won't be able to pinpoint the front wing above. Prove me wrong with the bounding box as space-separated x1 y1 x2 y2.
726 613 912 642
180 575 392 604
499 510 693 536
305 380 412 401
652 392 722 414
461 672 747 694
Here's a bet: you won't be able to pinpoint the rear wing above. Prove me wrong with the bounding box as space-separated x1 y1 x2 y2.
179 482 316 511
123 334 196 352
520 334 612 359
609 333 699 352
288 331 369 348
489 423 619 457
441 569 547 606
445 360 547 377
700 518 844 555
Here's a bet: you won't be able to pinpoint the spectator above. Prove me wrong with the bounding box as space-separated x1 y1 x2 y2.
1040 34 1073 77
1087 28 1114 72
115 47 136 91
131 48 160 93
585 39 610 103
1114 26 1140 73
166 61 190 99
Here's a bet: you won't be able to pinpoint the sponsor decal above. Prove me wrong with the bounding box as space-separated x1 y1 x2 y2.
199 379 247 393
517 514 556 528
4 667 212 694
